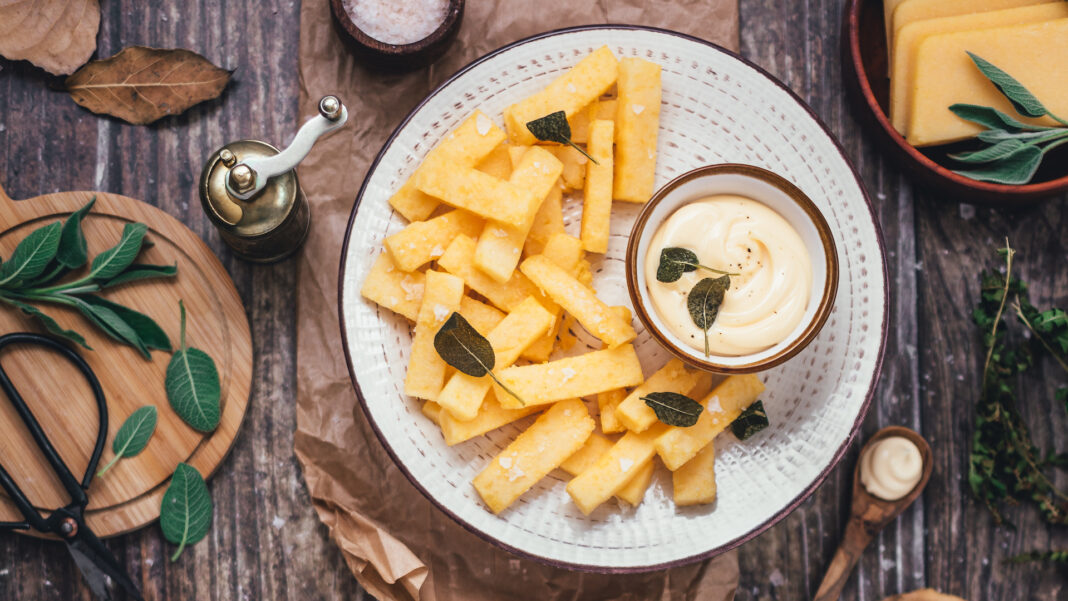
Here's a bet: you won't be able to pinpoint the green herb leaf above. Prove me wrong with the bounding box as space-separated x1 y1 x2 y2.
0 296 89 349
730 400 769 440
687 276 730 357
166 301 221 432
102 262 178 288
0 222 62 288
949 104 1032 132
433 312 523 405
57 197 96 269
967 52 1047 119
1007 549 1068 566
97 406 157 477
68 295 150 358
977 128 1066 144
80 295 171 352
525 111 599 165
89 222 148 281
953 144 1043 185
160 462 213 562
641 392 703 427
656 247 738 283
949 139 1027 164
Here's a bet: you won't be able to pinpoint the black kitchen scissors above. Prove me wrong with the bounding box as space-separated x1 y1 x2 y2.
0 332 144 601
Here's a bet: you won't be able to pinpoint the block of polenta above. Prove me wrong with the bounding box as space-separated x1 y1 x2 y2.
570 98 618 144
617 460 655 506
415 161 535 225
673 441 717 506
517 232 588 363
598 388 628 434
566 424 668 515
891 0 1047 42
495 344 645 409
438 235 550 312
907 19 1068 147
581 119 615 254
360 252 426 322
437 297 554 421
459 295 505 337
438 394 543 446
884 0 910 47
421 401 442 426
615 358 706 433
403 271 465 400
655 374 764 470
560 432 615 475
473 399 595 514
476 143 513 180
504 46 619 145
520 255 637 348
889 3 1068 136
523 186 566 257
613 58 661 203
389 111 506 221
384 209 485 272
543 145 588 191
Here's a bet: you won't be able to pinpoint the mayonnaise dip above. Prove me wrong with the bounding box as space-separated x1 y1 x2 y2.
860 436 923 501
643 195 812 356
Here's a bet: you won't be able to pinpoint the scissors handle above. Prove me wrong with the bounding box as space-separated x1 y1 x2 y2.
0 333 108 532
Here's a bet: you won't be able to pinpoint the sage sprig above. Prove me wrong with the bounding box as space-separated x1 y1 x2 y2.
97 406 158 477
729 400 769 440
687 276 730 357
160 462 213 562
165 301 222 433
525 111 599 165
642 392 703 427
947 53 1068 185
0 197 177 357
656 247 738 283
433 312 524 405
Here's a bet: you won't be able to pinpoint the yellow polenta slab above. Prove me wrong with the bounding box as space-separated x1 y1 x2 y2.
437 297 554 422
421 401 442 426
655 374 765 470
474 147 563 282
891 0 1047 50
476 143 513 180
570 98 617 144
520 255 637 348
360 252 426 321
615 359 707 433
438 235 546 312
613 58 661 203
384 209 484 272
403 271 465 400
617 460 655 506
566 424 668 515
495 344 644 409
389 111 506 221
673 441 717 506
517 232 588 362
415 160 534 225
560 432 615 475
884 0 910 47
523 185 566 257
543 145 588 190
459 295 505 337
889 3 1068 136
907 19 1068 147
504 46 619 145
597 388 628 434
473 399 595 514
438 394 543 446
581 119 615 253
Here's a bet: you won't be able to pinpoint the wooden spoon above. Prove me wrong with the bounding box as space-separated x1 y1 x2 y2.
813 426 933 601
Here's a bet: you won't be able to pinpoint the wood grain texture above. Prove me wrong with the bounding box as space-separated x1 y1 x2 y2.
0 1 1064 600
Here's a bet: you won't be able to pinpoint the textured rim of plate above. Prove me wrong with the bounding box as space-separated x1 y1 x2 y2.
337 24 890 573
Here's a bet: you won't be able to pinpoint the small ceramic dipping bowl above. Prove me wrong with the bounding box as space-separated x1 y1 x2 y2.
626 164 839 374
330 0 464 72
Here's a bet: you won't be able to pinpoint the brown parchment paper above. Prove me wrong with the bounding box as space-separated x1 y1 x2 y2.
294 2 740 600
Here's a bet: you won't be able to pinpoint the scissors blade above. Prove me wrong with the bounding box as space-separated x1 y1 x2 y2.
66 528 145 601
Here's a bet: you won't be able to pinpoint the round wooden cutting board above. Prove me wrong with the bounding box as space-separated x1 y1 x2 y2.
0 183 252 538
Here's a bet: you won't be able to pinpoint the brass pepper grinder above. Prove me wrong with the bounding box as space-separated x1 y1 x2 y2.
199 95 349 262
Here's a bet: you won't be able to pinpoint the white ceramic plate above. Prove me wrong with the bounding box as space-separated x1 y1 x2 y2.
338 25 888 572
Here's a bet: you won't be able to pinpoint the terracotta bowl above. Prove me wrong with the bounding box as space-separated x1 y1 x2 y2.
626 164 839 374
329 0 464 71
842 0 1068 205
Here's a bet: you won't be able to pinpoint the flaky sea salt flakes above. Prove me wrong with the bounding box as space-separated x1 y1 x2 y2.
560 367 576 383
433 304 450 323
707 395 722 413
476 113 492 136
430 244 445 258
399 275 423 301
566 83 577 93
498 455 513 469
344 0 449 45
619 458 634 473
632 104 645 115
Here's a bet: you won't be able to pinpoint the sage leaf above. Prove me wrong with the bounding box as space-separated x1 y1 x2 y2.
81 295 171 352
949 139 1027 164
160 462 213 562
525 111 599 165
642 392 704 427
656 247 737 282
166 301 221 432
69 295 150 358
948 104 1039 132
433 312 523 405
953 144 1043 185
730 400 769 440
57 197 95 269
0 297 89 349
978 128 1064 144
97 406 157 477
967 52 1047 119
102 262 178 288
0 222 62 288
687 276 730 357
89 222 148 281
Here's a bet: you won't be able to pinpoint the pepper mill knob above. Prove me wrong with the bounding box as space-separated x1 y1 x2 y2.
319 95 342 121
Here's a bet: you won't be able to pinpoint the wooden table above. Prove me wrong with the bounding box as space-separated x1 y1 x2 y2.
1 2 1064 600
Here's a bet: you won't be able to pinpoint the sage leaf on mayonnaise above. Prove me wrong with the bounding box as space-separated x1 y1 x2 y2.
730 400 769 440
97 405 157 477
642 392 704 427
525 111 599 165
56 195 95 269
160 462 213 562
166 300 221 432
433 312 524 405
0 222 62 288
656 247 738 283
687 275 730 357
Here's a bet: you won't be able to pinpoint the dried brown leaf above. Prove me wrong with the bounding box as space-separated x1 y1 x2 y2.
0 0 100 75
66 46 232 125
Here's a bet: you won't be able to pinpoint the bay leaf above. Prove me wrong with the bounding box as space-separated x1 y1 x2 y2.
57 196 95 269
160 462 213 562
729 400 769 441
642 392 703 427
0 222 62 288
66 46 232 125
687 275 730 357
97 406 157 477
166 301 221 432
0 0 100 75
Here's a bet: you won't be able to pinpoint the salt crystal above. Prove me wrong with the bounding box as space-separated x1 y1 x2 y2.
433 304 450 323
632 104 645 115
493 228 509 238
343 0 449 45
476 113 493 136
566 83 577 93
430 244 445 257
619 458 634 473
507 465 525 482
498 456 513 469
561 367 576 382
707 395 722 413
400 275 423 301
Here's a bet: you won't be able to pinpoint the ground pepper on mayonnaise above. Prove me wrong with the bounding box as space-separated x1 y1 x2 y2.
643 195 812 356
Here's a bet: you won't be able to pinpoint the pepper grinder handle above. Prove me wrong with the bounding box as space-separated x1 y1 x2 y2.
226 96 348 200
